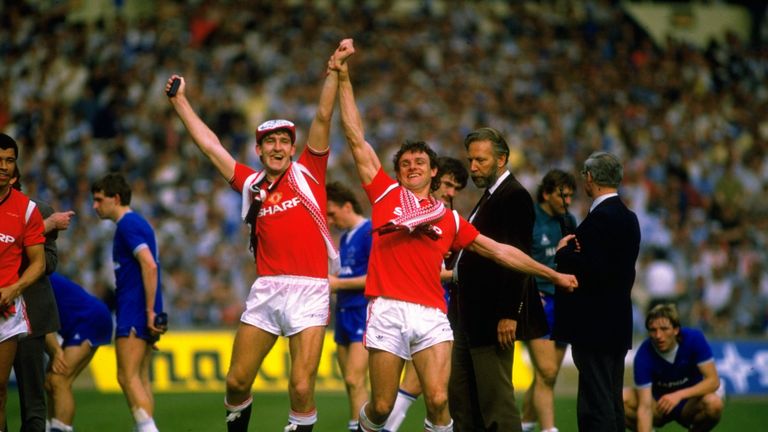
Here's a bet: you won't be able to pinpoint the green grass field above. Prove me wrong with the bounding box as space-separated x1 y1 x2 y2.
5 389 766 431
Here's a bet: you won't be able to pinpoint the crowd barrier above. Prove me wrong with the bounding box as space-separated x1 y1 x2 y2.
82 331 768 396
88 330 533 393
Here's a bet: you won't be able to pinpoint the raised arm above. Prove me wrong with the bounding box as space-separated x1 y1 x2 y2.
333 39 381 185
305 46 341 153
467 234 578 291
166 75 236 181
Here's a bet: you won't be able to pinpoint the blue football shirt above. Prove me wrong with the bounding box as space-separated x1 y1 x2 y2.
336 219 372 309
633 327 714 399
113 212 163 318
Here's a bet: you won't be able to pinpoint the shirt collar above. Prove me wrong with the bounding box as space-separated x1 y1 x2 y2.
487 170 510 196
589 192 618 213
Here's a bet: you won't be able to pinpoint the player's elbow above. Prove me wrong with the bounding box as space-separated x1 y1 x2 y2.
315 108 333 124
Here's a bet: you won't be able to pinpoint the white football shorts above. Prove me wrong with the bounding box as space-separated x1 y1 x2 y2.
0 297 29 343
241 275 330 337
364 297 453 360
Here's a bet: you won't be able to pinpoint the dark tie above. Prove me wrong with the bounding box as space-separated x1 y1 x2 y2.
447 189 490 270
469 189 491 221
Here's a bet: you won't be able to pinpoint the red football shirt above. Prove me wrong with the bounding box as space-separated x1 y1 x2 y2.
363 169 478 312
230 148 329 278
0 189 45 287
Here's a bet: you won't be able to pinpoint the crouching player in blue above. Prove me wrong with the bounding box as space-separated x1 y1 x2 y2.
623 303 723 432
44 272 113 432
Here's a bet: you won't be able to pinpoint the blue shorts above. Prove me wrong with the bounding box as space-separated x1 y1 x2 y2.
115 307 156 341
538 292 567 346
540 292 556 339
659 395 689 426
334 304 367 345
61 309 113 348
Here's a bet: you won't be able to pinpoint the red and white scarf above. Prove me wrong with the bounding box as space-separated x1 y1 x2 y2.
373 184 446 239
241 163 340 274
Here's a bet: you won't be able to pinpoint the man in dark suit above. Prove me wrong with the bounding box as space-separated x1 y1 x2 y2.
11 168 74 432
450 127 548 431
554 151 641 432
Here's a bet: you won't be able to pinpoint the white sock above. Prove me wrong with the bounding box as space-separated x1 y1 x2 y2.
133 407 159 432
382 389 418 431
424 418 453 432
49 419 74 432
542 428 559 432
287 408 317 426
359 403 385 431
348 419 359 431
521 421 536 432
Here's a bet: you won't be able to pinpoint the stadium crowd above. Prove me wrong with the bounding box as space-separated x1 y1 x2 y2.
2 0 767 337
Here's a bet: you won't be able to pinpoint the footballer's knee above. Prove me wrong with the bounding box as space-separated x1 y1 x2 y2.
290 377 314 398
46 372 67 392
367 394 395 420
423 388 449 417
536 363 559 387
225 371 253 396
700 393 724 420
343 370 366 392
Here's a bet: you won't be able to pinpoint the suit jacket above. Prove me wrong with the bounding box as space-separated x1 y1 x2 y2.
19 199 61 336
453 172 548 347
554 195 640 350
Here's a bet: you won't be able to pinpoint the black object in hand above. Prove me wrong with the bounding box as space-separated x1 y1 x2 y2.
154 312 168 329
166 78 180 97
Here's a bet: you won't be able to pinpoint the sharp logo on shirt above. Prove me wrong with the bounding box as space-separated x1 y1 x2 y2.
393 207 403 217
259 197 301 217
0 233 16 244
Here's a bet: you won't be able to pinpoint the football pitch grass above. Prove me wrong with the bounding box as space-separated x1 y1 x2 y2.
6 389 765 431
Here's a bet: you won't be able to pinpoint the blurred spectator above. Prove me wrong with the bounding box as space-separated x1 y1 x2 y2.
1 0 766 335
642 247 685 314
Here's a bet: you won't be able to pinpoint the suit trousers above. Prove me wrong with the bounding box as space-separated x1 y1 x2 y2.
448 328 521 432
14 334 48 432
571 344 628 432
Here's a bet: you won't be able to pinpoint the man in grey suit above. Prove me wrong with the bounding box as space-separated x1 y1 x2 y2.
11 169 74 432
450 127 548 432
554 151 641 432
